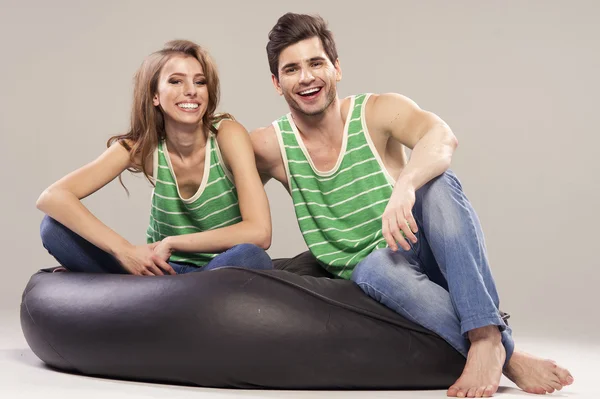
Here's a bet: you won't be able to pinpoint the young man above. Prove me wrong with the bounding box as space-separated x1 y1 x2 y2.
251 13 574 398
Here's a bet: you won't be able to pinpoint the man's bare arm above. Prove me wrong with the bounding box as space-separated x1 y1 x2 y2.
369 92 458 191
367 93 458 252
249 125 288 188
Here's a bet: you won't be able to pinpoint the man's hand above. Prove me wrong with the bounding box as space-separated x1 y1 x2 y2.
382 179 419 251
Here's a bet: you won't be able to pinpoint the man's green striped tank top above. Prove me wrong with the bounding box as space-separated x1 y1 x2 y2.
146 126 241 267
273 94 395 279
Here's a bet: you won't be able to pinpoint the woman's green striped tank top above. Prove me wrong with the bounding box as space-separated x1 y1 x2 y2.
146 127 241 267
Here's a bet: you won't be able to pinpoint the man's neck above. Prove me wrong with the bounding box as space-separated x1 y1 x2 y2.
289 96 344 142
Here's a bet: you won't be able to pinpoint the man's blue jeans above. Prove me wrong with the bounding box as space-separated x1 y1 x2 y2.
40 216 273 274
350 170 514 364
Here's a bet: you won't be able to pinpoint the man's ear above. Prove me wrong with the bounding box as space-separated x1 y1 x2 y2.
153 94 160 106
334 59 342 82
272 74 283 96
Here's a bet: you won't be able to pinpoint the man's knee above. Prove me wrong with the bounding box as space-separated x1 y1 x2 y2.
416 171 469 235
418 170 463 202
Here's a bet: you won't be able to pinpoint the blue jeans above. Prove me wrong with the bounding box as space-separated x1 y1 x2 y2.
350 170 514 365
40 216 273 274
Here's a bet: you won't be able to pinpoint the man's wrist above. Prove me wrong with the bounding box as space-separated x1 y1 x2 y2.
396 171 417 191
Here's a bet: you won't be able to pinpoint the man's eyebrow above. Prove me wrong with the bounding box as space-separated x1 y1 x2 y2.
281 57 327 71
281 61 300 70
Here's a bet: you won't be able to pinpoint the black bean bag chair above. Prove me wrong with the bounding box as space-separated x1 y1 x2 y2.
20 256 465 389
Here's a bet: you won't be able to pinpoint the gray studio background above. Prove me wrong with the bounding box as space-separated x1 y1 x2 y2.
1 0 598 345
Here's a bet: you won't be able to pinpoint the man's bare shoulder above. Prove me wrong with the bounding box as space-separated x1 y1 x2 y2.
365 92 423 130
250 125 279 157
250 124 276 143
249 124 285 181
366 92 418 114
366 92 449 148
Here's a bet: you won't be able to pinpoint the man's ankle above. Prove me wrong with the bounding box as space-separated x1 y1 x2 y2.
468 325 501 343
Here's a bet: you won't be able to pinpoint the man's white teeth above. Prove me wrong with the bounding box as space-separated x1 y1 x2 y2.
299 88 320 95
178 103 199 109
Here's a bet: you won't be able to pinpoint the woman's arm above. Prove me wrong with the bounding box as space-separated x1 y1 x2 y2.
36 142 174 275
157 120 272 257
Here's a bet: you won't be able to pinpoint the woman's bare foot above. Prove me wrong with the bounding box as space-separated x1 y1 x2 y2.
504 350 574 394
447 326 505 398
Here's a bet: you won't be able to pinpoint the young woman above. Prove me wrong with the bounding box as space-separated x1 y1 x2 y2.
37 40 273 276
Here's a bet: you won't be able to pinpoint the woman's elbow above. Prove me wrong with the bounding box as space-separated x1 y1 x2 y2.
251 223 272 250
257 226 272 250
36 189 53 212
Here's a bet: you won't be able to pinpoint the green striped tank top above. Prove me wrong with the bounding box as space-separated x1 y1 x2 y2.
146 127 242 267
274 93 395 279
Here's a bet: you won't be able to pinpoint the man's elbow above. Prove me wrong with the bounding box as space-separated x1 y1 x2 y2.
445 134 458 167
448 131 459 151
438 127 457 170
436 122 458 150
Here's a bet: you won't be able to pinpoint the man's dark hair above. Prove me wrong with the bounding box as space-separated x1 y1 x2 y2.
266 13 338 79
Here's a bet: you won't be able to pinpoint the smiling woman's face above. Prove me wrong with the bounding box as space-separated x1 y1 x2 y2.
153 55 209 129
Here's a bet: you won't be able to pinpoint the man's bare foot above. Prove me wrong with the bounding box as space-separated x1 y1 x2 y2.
504 350 574 394
447 326 505 398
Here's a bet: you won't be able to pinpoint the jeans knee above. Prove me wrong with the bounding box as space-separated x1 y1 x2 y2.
233 243 272 268
40 215 64 250
233 243 266 256
419 171 462 202
416 171 468 234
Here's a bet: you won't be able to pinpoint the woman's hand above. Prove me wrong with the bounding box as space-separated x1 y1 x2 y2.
116 243 176 276
152 239 174 266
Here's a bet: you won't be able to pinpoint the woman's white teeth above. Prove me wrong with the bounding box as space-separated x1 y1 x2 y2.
299 88 320 95
178 103 199 109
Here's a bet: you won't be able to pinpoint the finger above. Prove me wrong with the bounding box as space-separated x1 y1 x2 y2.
398 210 417 244
147 263 164 276
140 269 153 276
405 209 418 234
154 257 176 275
382 217 397 250
389 216 410 251
149 241 160 249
